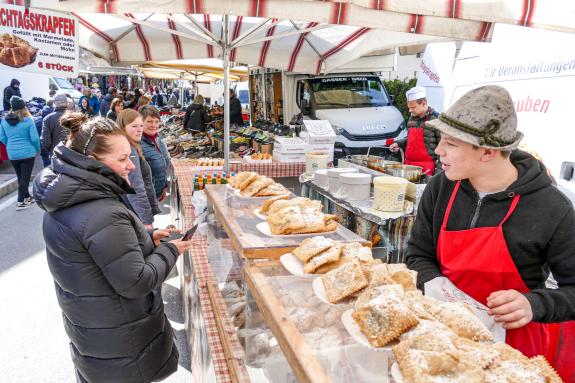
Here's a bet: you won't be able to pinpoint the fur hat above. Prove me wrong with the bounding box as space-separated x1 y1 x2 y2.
427 85 523 150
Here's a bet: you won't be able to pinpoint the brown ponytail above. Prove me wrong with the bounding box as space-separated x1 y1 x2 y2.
116 108 144 158
60 112 126 158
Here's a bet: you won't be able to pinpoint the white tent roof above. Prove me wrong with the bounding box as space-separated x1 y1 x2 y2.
32 1 575 73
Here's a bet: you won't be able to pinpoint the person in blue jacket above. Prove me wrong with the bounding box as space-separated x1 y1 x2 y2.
139 105 170 201
0 96 40 210
78 87 100 115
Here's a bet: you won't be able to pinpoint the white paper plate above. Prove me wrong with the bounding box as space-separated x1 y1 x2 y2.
234 189 270 199
341 309 395 351
255 221 337 237
312 277 334 305
390 363 403 383
253 208 267 220
278 253 313 277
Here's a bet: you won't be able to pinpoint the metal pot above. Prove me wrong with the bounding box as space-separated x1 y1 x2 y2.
346 154 370 166
385 165 423 182
367 156 401 173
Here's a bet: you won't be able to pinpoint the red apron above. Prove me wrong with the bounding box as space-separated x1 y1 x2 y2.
404 114 435 175
437 181 549 358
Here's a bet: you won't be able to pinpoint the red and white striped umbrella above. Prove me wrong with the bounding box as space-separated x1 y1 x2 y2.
16 0 574 73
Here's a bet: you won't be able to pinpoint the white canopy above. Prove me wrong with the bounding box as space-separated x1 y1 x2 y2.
30 0 575 73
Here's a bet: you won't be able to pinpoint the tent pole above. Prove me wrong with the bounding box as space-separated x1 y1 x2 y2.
223 14 230 173
179 73 184 107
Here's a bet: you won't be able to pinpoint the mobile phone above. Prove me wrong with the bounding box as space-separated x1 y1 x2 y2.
181 224 199 241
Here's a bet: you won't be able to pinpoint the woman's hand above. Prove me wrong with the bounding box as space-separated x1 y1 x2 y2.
487 290 533 330
152 229 170 246
169 239 192 254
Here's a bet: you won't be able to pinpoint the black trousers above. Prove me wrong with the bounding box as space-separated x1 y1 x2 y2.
10 157 35 202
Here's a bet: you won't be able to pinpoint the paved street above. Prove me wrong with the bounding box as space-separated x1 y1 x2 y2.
0 187 192 382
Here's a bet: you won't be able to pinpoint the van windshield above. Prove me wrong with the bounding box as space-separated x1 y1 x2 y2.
309 76 390 109
54 77 75 90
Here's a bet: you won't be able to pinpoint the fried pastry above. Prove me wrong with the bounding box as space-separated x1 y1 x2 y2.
342 242 373 262
485 356 562 383
363 263 395 287
229 171 254 189
267 197 321 215
254 182 289 196
428 302 493 342
321 259 368 303
393 337 485 383
354 284 404 310
260 194 290 214
0 34 38 68
352 285 418 347
400 319 454 342
304 243 342 274
292 236 335 263
240 176 274 196
403 291 439 321
391 269 417 291
238 172 259 190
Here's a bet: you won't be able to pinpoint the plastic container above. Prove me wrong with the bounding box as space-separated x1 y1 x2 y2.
327 168 358 195
313 169 329 190
373 176 408 212
305 152 329 176
338 173 372 201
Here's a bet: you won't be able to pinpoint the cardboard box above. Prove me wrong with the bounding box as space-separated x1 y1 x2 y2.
301 120 336 145
272 149 306 163
274 137 307 154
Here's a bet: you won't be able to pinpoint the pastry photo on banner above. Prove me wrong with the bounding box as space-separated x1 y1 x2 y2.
0 4 79 77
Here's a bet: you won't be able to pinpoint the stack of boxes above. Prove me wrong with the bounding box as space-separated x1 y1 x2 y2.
273 120 337 163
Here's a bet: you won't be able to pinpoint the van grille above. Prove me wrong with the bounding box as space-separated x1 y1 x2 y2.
340 127 403 141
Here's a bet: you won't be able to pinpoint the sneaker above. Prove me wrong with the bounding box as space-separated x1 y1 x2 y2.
24 197 35 205
16 201 31 211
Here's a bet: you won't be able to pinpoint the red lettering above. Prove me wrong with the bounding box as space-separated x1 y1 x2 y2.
533 99 541 112
541 100 550 113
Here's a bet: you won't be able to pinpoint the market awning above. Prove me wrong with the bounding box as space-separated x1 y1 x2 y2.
140 59 248 82
25 0 575 73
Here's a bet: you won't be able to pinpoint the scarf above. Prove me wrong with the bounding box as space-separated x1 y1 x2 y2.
143 132 160 151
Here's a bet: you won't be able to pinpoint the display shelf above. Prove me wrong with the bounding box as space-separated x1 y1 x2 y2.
205 185 370 259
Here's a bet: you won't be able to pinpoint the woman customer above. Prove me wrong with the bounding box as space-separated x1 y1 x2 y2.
79 97 94 116
135 95 151 111
183 95 212 132
140 105 170 201
0 96 40 210
117 109 161 228
106 97 124 121
32 113 189 383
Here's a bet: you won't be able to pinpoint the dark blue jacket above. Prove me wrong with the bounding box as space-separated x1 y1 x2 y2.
78 95 100 114
141 135 170 199
99 93 114 117
41 107 67 155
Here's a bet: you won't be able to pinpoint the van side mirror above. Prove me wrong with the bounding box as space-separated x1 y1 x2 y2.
301 99 310 115
389 95 396 105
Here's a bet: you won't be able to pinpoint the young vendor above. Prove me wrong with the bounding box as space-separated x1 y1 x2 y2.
406 86 575 371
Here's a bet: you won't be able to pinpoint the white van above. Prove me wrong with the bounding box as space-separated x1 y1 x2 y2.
284 72 406 160
0 70 82 110
419 25 575 202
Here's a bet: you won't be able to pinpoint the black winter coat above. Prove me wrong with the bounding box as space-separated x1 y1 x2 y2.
3 83 21 111
406 150 575 323
100 93 114 117
40 107 67 155
229 95 243 126
183 103 212 132
33 144 179 383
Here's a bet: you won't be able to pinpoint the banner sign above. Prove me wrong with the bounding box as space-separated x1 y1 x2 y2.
0 4 78 76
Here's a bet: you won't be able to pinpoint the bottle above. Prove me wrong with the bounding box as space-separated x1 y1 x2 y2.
206 173 212 186
193 174 199 191
216 172 222 184
221 172 227 184
197 174 203 190
212 172 217 184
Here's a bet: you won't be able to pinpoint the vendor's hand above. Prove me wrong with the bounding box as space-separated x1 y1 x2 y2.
389 143 400 153
169 239 192 255
487 290 533 330
153 229 170 246
159 189 167 203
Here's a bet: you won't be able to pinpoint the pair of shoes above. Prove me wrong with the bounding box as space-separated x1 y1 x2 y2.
24 197 35 205
16 201 31 211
